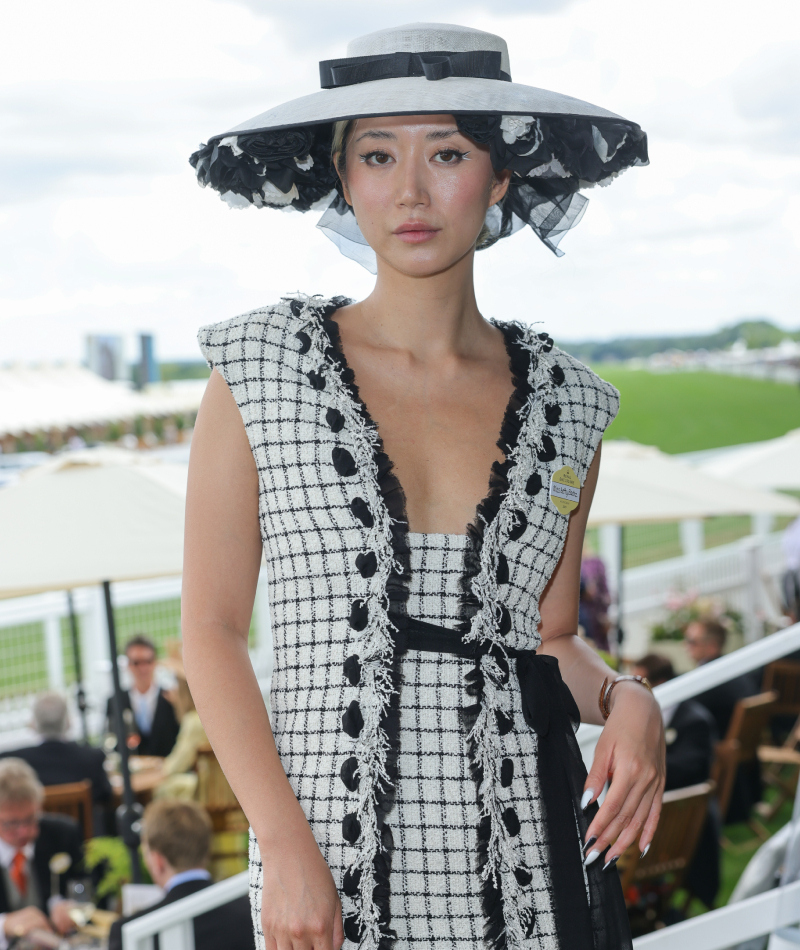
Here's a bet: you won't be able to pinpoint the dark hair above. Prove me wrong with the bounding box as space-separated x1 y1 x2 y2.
124 633 157 657
692 618 727 649
142 800 212 870
634 653 675 684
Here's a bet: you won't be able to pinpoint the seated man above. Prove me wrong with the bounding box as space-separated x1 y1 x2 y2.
632 653 722 910
109 799 253 950
106 634 180 758
0 693 111 811
0 759 84 947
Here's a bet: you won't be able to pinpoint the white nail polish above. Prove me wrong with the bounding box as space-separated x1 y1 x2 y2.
640 843 650 858
583 849 600 867
580 788 594 810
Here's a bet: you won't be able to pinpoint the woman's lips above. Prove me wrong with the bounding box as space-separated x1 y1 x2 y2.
393 224 440 244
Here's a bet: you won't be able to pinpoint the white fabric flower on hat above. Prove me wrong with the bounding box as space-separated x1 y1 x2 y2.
499 115 536 144
261 179 299 206
295 154 314 171
218 135 243 157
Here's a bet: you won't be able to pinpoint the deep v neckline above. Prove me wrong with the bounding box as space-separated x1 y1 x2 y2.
320 303 532 541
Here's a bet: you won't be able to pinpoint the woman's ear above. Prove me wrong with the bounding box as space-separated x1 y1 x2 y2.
488 168 512 208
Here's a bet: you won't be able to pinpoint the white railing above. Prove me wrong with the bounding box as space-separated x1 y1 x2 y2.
121 871 249 950
120 623 800 950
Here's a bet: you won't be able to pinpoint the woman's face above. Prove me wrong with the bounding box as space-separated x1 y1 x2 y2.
337 114 510 277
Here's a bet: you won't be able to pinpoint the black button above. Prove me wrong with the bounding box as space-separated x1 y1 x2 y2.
525 473 543 496
340 756 360 791
538 332 554 354
307 370 326 390
514 866 532 886
332 447 357 477
537 436 557 462
356 551 377 578
294 331 311 354
342 813 361 843
498 604 512 637
550 364 565 386
289 299 304 316
500 758 514 787
349 599 368 631
350 497 374 528
496 710 514 735
342 700 364 738
496 552 509 585
508 510 528 541
343 655 361 685
544 404 561 426
502 807 521 837
326 407 345 432
343 916 364 943
343 868 361 896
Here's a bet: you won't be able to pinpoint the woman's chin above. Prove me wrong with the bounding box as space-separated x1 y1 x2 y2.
376 241 475 278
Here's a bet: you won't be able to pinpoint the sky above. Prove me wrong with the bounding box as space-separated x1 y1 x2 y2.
1 0 798 363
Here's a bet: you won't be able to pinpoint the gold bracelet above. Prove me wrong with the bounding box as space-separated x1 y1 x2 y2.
599 674 653 720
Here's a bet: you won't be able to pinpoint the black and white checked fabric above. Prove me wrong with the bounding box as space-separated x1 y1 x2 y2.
197 295 619 950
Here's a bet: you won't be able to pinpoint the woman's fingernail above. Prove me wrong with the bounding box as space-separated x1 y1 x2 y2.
583 849 600 867
583 835 597 853
602 855 620 871
640 843 650 858
580 788 594 810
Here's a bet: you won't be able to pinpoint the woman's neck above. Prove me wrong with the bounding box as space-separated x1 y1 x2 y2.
344 250 494 360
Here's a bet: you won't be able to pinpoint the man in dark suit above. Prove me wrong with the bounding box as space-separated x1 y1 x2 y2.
633 654 722 909
0 758 85 945
108 799 253 950
106 634 180 758
1 693 111 807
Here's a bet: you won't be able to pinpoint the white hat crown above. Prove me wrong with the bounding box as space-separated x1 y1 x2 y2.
346 23 511 78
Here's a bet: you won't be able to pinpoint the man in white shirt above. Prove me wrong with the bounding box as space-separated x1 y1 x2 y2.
0 759 84 947
106 635 180 758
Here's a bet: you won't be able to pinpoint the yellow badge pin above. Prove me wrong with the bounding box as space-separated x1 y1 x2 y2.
549 465 581 515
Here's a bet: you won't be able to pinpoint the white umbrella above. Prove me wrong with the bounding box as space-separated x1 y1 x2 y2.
695 428 800 492
0 448 187 600
588 441 800 526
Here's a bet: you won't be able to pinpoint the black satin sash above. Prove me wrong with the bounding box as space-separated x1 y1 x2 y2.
392 615 633 950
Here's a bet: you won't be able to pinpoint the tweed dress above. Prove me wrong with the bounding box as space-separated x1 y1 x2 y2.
197 293 632 950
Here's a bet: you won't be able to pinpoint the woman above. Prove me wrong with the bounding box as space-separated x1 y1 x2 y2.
182 23 666 950
155 660 208 801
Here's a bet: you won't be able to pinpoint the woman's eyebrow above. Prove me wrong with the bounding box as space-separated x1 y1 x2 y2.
354 129 396 143
425 128 461 141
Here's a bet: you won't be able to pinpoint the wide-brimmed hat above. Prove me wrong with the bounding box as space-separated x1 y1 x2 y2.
190 22 648 271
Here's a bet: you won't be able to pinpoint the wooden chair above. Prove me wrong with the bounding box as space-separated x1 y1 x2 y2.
617 781 714 932
43 780 93 840
761 661 800 718
713 690 779 849
195 744 248 879
756 711 800 820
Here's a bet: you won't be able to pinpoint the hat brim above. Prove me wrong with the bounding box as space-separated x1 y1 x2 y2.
215 76 626 141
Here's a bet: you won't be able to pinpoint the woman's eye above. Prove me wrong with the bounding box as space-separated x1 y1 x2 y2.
361 151 394 166
433 149 466 164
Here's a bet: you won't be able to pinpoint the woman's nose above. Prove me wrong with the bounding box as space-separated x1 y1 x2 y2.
395 155 429 209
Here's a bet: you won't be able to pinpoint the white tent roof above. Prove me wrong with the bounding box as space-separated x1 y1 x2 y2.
588 441 800 526
0 364 207 438
0 449 188 600
695 428 800 491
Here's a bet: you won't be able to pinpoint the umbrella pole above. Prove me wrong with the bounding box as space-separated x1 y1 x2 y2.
102 581 142 883
66 591 89 745
616 525 625 653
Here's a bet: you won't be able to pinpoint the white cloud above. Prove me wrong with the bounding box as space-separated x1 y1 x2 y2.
1 0 798 363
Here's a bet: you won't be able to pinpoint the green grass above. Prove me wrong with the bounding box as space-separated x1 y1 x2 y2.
591 366 800 454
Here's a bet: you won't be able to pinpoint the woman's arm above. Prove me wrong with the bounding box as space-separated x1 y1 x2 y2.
182 368 344 950
536 442 666 865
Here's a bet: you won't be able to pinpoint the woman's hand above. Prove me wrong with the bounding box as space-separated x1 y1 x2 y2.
258 821 344 950
580 682 666 868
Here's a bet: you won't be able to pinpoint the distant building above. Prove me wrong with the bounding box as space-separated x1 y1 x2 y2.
136 334 160 390
86 335 125 382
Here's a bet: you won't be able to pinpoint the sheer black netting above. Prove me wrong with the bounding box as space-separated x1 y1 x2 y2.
189 114 647 268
